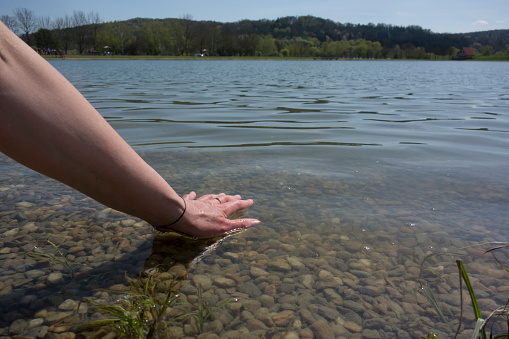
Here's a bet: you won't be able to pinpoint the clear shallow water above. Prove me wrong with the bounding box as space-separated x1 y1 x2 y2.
1 60 509 338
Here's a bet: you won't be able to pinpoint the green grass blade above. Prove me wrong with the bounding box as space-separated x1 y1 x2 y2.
418 282 448 323
456 260 486 339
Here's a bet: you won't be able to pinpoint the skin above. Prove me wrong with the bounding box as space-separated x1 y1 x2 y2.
0 21 260 238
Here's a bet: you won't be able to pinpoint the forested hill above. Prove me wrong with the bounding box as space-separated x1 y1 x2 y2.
218 16 509 52
21 13 509 58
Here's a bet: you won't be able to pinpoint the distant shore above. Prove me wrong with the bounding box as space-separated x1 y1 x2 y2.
42 55 508 61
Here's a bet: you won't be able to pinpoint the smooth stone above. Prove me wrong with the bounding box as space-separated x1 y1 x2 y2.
342 300 366 312
25 269 46 280
317 305 340 320
299 309 316 325
47 272 64 284
350 269 370 278
310 319 334 339
44 312 72 324
250 267 269 277
247 319 268 331
192 275 213 290
271 310 294 327
67 246 85 254
300 327 314 338
58 299 78 311
363 329 382 338
300 274 315 289
323 288 342 303
238 281 262 298
16 202 34 208
267 258 291 272
318 270 334 282
20 294 38 305
213 277 235 288
286 256 305 270
52 332 76 339
28 318 44 329
343 320 362 333
3 228 19 237
8 319 28 335
359 285 381 297
259 294 275 308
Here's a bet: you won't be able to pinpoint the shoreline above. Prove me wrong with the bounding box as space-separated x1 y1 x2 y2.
43 55 508 61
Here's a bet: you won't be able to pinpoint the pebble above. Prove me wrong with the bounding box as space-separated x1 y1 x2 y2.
58 299 78 311
213 276 236 288
271 310 294 327
310 319 335 339
250 266 269 277
192 274 213 290
9 319 28 335
47 272 64 284
300 274 316 289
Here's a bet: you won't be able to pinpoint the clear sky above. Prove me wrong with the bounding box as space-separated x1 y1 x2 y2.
1 0 508 34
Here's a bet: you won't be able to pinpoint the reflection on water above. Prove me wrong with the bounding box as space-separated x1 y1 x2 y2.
1 60 509 337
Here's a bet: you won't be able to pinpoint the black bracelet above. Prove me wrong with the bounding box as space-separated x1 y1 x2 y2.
153 197 188 231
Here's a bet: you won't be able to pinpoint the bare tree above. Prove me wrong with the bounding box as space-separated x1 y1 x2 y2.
53 15 73 54
1 15 18 32
72 10 90 54
173 14 195 56
88 11 102 50
14 8 38 44
39 16 52 29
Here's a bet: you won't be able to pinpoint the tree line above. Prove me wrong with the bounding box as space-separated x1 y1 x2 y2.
2 8 509 59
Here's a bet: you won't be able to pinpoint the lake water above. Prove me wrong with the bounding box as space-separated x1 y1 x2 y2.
1 60 509 338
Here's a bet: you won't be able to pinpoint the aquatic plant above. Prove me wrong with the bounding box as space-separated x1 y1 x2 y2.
418 242 509 338
178 282 235 334
82 271 180 339
26 235 75 278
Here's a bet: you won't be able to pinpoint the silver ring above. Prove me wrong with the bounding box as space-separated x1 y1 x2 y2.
214 197 222 204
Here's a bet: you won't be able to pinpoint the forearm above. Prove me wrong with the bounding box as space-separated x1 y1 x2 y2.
0 21 183 226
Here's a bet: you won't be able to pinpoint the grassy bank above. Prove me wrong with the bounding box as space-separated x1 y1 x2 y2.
43 54 509 61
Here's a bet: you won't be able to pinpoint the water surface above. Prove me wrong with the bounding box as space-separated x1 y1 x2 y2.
1 60 509 337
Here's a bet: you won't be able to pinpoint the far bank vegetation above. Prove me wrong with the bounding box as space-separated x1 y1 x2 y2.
2 9 509 60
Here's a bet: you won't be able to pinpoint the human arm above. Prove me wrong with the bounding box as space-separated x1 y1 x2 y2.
0 21 260 238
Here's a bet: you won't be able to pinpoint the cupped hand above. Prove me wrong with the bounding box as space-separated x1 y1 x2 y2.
164 191 261 239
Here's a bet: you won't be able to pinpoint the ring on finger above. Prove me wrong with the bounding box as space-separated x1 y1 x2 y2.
214 197 222 204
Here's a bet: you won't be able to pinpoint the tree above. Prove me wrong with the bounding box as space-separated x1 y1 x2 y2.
53 15 73 54
115 21 135 55
33 28 57 51
72 10 90 54
39 16 52 29
173 14 195 55
446 46 459 59
14 8 38 44
480 45 493 56
261 34 278 56
248 33 262 56
88 11 102 51
0 15 17 32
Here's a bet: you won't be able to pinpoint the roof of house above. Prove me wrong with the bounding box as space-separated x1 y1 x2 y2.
460 47 475 56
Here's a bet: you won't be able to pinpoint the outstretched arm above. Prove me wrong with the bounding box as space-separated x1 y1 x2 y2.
0 21 260 238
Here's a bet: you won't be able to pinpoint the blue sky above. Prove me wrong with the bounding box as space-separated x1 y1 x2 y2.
1 0 507 34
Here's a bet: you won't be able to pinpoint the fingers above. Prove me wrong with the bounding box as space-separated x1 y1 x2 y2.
222 198 254 217
225 217 261 229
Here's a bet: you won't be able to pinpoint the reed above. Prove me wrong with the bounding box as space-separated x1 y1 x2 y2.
419 242 509 339
26 236 75 278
